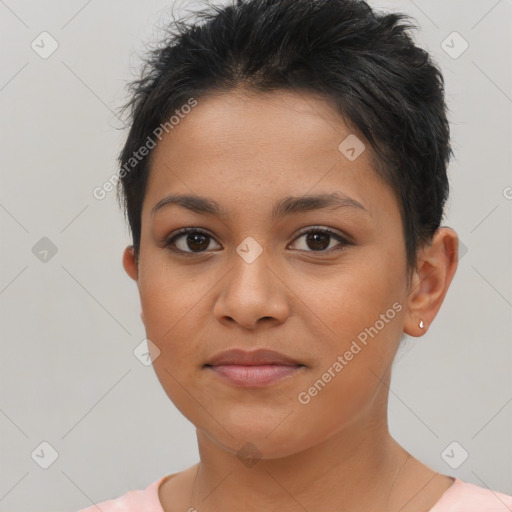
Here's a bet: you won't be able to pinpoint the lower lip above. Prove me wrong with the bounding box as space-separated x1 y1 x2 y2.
206 364 304 387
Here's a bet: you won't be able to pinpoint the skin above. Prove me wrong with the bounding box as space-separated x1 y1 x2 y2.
123 89 459 512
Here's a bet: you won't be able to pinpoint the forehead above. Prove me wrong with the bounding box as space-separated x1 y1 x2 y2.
142 89 395 221
152 89 351 161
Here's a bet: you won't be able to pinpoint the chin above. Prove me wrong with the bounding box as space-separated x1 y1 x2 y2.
202 419 313 461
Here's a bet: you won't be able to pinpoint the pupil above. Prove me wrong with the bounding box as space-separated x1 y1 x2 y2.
306 232 329 251
188 233 208 251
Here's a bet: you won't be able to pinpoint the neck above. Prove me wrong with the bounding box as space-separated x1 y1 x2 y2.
188 409 411 512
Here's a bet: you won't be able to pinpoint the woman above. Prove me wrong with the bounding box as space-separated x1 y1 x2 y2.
79 0 512 510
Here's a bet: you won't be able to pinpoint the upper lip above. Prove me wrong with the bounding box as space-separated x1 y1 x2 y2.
205 348 302 366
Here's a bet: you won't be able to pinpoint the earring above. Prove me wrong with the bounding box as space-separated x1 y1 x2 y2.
419 320 424 329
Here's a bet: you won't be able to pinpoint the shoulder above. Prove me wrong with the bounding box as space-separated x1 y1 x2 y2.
430 478 512 512
75 476 166 512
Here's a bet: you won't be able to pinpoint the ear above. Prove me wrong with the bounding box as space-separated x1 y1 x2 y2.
122 246 145 325
403 227 459 337
122 245 138 281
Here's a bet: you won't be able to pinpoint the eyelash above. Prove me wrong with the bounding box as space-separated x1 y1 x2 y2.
163 226 352 256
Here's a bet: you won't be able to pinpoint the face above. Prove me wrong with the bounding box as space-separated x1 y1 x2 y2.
124 90 416 459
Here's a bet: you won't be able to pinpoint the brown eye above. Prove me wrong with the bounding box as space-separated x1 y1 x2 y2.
305 232 331 251
165 228 221 254
290 227 351 253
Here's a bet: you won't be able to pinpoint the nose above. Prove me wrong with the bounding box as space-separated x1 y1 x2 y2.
213 247 290 330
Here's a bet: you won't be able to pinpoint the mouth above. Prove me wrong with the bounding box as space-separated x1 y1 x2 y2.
204 363 305 387
204 348 306 387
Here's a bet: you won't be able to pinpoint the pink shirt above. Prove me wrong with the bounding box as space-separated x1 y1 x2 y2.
77 474 512 511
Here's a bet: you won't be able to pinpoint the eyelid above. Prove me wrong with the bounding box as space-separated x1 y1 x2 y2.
292 225 352 243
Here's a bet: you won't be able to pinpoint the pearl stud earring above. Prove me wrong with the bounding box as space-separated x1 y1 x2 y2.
419 320 424 329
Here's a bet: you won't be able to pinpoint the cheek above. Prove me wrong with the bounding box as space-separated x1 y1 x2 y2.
297 272 404 407
296 262 400 348
139 259 205 328
138 272 206 371
140 279 207 419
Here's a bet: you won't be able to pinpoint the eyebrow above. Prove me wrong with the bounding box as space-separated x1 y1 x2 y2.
150 192 369 219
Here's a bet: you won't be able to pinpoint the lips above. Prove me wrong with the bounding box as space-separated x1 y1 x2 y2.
204 348 305 387
204 348 302 367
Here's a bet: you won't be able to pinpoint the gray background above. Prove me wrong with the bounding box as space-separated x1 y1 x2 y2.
0 0 511 511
